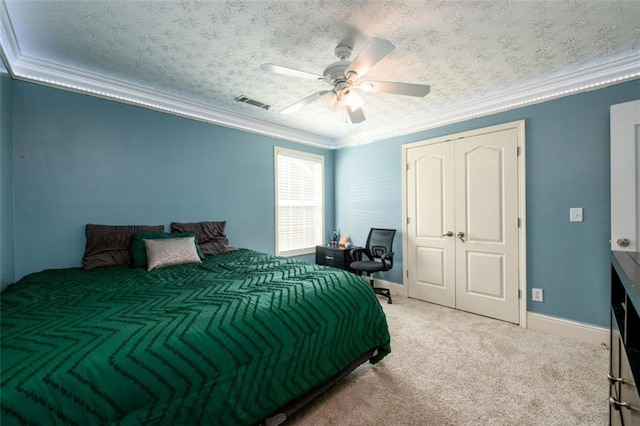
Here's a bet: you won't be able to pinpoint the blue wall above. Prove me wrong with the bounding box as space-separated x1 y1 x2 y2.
0 78 3 286
1 74 14 291
335 137 404 283
4 75 639 327
9 80 334 281
336 79 640 327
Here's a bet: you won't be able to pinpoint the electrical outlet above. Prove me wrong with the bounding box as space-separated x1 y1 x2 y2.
532 288 544 302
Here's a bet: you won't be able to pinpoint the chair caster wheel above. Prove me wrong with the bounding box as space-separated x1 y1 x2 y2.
387 299 392 304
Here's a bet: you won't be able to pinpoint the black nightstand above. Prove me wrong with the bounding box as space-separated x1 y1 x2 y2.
315 245 356 273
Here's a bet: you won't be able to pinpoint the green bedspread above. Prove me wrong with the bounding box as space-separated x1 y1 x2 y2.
1 249 390 425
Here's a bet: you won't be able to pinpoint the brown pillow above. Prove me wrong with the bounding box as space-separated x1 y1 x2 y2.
170 221 229 257
83 224 164 269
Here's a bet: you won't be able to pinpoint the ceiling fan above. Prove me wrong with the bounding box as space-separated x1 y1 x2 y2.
260 37 430 124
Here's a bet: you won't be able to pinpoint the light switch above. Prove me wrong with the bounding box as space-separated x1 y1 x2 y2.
570 207 583 222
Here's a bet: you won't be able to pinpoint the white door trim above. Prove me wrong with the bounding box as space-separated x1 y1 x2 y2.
610 99 640 252
402 120 527 327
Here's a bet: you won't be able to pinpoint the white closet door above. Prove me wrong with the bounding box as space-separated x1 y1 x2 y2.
454 128 519 323
404 123 521 324
406 142 456 307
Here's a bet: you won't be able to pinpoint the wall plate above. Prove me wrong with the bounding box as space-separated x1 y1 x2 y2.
570 207 583 222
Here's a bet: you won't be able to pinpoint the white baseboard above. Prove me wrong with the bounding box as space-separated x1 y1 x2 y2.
372 279 407 297
373 281 609 347
526 312 609 347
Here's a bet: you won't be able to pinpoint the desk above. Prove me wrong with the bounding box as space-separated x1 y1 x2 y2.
315 245 356 273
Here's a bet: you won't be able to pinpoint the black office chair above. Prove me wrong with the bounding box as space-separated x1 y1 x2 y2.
350 228 396 304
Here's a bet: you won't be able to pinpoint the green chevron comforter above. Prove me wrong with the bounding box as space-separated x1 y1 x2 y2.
0 249 390 425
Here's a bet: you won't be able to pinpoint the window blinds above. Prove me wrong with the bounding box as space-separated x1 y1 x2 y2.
275 148 324 256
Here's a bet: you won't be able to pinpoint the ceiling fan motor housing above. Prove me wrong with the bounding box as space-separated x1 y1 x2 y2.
323 60 351 84
334 44 352 60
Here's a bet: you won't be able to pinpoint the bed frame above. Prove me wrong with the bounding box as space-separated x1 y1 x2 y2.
261 347 379 425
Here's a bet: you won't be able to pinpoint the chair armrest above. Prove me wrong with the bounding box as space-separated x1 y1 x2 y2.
350 247 373 262
380 252 395 270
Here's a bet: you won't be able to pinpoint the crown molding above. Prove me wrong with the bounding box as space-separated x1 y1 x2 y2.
10 55 334 148
0 0 16 74
1 0 638 151
335 54 640 148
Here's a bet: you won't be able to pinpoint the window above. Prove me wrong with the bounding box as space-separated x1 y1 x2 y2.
275 147 324 256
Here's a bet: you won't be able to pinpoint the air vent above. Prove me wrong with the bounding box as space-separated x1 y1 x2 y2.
234 95 270 110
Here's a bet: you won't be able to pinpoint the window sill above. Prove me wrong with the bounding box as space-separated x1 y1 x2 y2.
277 247 315 257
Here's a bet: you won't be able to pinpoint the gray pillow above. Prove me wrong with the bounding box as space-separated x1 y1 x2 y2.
144 237 202 271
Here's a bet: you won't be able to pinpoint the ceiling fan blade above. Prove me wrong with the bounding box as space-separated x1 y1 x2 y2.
345 37 395 82
261 63 325 82
345 105 366 124
280 90 330 115
358 81 431 97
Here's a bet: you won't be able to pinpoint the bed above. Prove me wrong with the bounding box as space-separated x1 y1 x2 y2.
0 248 391 425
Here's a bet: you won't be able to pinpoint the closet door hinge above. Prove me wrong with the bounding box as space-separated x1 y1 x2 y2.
517 146 521 156
406 163 410 171
407 217 410 225
518 289 521 299
406 270 409 278
518 218 521 227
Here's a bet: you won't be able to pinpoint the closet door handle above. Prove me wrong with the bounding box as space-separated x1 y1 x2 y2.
442 231 453 237
607 373 627 385
457 231 465 242
610 396 632 410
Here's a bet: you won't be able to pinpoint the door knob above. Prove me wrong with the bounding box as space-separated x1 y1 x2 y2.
457 231 465 242
442 231 453 237
617 238 630 247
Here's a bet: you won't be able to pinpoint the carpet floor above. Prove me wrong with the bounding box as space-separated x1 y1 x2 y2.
287 296 609 425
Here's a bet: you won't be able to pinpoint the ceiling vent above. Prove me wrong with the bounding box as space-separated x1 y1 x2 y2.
234 95 270 110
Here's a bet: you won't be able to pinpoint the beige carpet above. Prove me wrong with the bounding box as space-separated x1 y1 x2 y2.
288 297 608 426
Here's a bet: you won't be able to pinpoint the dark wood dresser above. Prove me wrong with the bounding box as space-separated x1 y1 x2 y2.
610 251 640 425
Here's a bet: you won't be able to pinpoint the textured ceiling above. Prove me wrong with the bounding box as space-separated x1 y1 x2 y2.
1 0 639 147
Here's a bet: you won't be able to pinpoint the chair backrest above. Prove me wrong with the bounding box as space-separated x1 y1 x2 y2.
366 228 396 259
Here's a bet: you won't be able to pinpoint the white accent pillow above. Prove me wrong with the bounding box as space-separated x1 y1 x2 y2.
144 237 202 271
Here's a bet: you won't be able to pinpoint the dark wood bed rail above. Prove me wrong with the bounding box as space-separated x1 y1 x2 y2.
259 347 380 426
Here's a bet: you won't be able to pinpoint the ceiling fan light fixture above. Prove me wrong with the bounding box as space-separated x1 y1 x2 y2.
344 90 364 111
321 91 338 110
